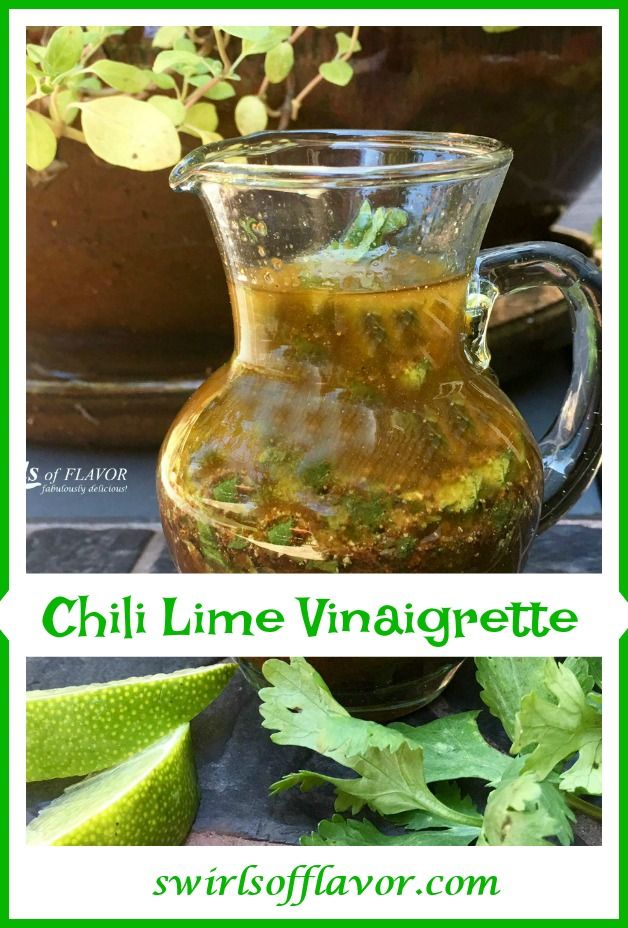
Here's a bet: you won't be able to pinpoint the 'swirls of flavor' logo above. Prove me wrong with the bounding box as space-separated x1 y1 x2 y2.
25 462 129 495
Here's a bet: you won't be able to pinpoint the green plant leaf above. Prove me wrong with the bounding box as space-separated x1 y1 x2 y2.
79 96 181 171
56 89 79 125
586 657 602 688
591 217 602 250
301 814 479 846
197 524 228 570
212 478 238 503
26 73 36 96
174 37 196 53
335 31 362 55
478 766 574 846
391 711 512 784
563 657 595 696
301 199 409 266
180 126 221 145
26 44 46 65
260 658 481 827
185 101 219 134
44 26 84 76
264 41 294 83
201 80 236 101
266 520 293 546
149 70 177 90
148 95 186 127
273 742 481 825
482 26 521 33
26 110 57 171
319 59 353 87
475 656 551 742
222 26 291 55
234 95 268 135
82 26 128 45
90 60 151 94
152 25 186 49
512 659 602 794
153 50 211 76
390 782 480 830
187 75 235 99
74 75 102 93
26 56 42 76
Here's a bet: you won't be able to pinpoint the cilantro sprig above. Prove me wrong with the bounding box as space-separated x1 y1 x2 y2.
259 656 602 846
297 199 409 287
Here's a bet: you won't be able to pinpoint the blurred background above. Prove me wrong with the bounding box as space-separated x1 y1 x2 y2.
25 25 602 572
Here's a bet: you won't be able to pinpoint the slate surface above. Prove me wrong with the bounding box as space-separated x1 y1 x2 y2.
26 519 602 574
25 657 601 846
26 526 154 573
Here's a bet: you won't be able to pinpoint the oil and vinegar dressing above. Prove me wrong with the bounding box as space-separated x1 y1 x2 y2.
158 254 543 573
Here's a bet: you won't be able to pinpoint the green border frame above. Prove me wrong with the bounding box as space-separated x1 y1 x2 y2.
6 6 621 925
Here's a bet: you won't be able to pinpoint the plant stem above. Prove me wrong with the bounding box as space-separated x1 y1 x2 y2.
184 49 246 108
257 25 310 98
41 113 85 145
213 27 231 72
566 793 602 822
291 25 360 120
277 72 295 130
184 74 222 108
48 87 63 132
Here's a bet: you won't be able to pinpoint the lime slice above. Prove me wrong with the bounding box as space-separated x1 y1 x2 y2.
27 724 198 845
27 662 236 781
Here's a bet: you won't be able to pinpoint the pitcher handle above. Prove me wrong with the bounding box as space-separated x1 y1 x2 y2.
471 242 602 533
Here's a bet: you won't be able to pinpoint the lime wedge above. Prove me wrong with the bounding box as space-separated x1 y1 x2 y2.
27 662 236 781
27 724 198 845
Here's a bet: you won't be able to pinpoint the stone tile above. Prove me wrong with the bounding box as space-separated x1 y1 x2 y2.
524 521 601 573
26 520 602 574
149 545 177 573
26 527 153 573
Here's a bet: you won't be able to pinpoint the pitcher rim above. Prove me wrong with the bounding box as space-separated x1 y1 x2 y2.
170 129 513 191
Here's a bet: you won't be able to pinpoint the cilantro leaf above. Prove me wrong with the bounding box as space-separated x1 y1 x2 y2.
478 762 575 846
475 657 551 741
260 658 481 826
340 199 375 246
270 741 481 825
197 523 227 570
259 657 397 759
512 659 602 794
392 711 512 784
298 199 409 283
260 660 507 783
338 201 408 262
266 519 293 546
389 781 481 831
301 813 479 847
212 477 238 503
564 656 594 696
588 657 602 688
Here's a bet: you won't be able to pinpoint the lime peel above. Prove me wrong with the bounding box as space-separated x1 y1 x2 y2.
27 662 236 781
27 724 198 846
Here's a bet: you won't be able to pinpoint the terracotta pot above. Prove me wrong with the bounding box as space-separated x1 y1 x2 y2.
277 25 602 243
26 26 601 447
26 138 232 446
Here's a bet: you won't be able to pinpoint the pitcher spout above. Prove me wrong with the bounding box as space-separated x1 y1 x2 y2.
169 140 226 193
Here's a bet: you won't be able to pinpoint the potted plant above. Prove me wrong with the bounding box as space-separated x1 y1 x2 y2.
26 25 363 446
26 25 601 446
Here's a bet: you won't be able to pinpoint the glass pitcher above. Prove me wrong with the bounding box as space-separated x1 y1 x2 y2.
236 656 465 721
158 131 601 574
